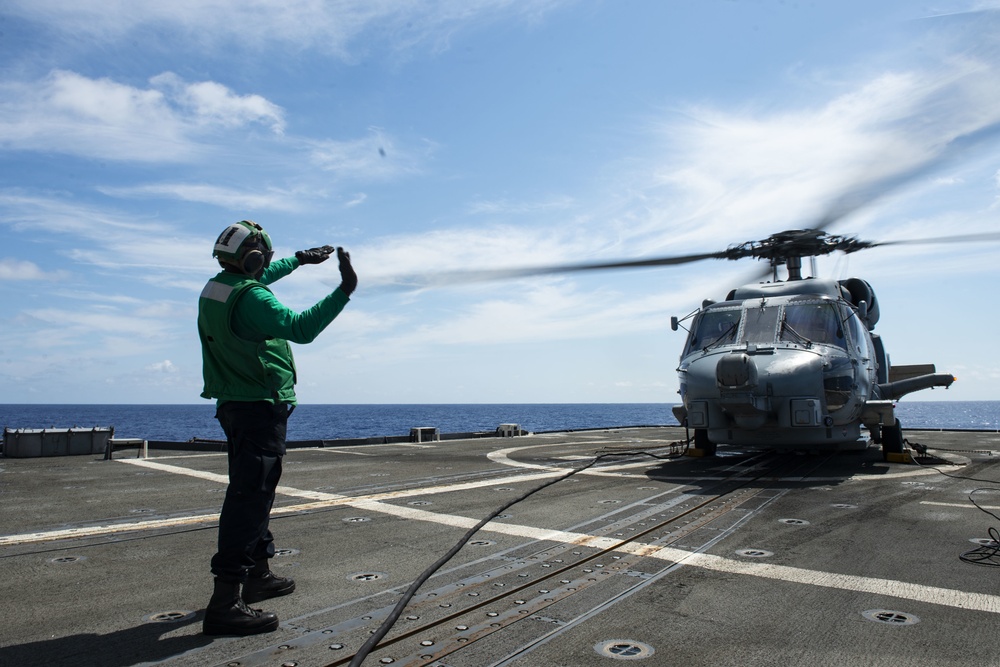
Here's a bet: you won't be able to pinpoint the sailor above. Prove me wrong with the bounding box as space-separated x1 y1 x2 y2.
197 220 357 636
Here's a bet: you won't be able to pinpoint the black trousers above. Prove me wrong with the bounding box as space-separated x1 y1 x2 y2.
211 401 291 582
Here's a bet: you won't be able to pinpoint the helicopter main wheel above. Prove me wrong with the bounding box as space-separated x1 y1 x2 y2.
880 419 904 460
693 429 717 456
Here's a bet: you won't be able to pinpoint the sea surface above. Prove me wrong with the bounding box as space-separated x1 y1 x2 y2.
1 402 999 442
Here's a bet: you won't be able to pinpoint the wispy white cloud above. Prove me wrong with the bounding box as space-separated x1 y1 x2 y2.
308 128 432 179
466 195 575 216
355 223 600 288
146 359 178 373
382 283 693 347
5 0 574 57
0 70 284 162
0 258 69 281
633 56 1000 252
345 193 368 208
96 183 306 211
20 308 185 351
0 191 218 282
1 190 152 236
149 72 284 134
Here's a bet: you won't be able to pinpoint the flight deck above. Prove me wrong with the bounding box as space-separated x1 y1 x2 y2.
2 427 1000 666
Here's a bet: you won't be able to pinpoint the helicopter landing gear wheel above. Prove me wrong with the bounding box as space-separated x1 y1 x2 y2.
691 429 717 457
881 419 904 460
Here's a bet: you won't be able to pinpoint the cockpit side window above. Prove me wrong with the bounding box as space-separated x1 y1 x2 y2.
845 307 870 357
685 308 741 354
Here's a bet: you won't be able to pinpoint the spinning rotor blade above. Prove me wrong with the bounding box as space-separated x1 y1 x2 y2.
868 231 1000 248
384 250 730 289
380 227 1000 290
808 118 1000 233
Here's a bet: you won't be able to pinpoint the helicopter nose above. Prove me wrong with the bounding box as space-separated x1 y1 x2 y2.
715 353 768 430
716 352 758 389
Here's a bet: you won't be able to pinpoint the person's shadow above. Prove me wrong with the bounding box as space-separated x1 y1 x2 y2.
0 612 214 666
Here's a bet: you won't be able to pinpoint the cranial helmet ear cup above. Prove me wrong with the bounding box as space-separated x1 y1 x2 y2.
241 248 265 275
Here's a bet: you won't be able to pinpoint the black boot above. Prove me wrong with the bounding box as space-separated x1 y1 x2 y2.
203 578 279 636
243 559 296 603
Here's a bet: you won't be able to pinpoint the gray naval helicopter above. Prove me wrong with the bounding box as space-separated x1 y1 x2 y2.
390 226 999 460
665 228 958 460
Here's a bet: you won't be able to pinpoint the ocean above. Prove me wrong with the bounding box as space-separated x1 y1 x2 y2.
1 402 998 443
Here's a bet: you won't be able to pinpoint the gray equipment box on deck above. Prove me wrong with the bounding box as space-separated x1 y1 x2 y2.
2 427 114 458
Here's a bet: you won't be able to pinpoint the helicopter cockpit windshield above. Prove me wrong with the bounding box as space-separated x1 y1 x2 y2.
779 301 847 349
740 305 781 345
684 298 852 356
684 307 741 353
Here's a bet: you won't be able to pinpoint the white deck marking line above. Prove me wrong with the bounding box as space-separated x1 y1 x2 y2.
312 443 437 452
921 501 1000 511
119 457 567 501
337 498 1000 615
0 459 563 546
489 443 939 482
674 550 1000 613
489 444 673 477
851 467 938 481
6 458 998 614
145 453 227 460
0 513 226 545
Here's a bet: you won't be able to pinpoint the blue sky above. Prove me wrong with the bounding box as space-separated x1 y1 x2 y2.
2 1 999 405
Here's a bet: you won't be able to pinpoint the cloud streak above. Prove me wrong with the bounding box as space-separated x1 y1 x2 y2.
636 56 1000 251
0 258 69 282
96 183 307 211
5 0 574 57
0 71 284 162
308 128 431 180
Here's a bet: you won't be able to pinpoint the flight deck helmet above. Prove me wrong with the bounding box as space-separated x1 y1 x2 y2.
213 220 274 277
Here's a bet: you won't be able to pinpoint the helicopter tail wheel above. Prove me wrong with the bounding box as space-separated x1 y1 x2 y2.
881 419 909 462
687 429 717 457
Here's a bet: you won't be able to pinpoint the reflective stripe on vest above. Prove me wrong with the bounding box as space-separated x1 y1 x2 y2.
200 280 234 303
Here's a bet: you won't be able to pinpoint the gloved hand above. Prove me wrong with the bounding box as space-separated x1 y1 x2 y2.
337 247 358 296
295 245 335 265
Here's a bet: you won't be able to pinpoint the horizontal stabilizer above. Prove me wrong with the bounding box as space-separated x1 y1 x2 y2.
888 364 936 383
877 372 955 401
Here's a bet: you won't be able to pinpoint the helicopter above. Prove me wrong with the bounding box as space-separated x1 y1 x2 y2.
383 225 1000 460
665 228 960 460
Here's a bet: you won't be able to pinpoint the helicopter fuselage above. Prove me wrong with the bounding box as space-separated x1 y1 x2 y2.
674 278 879 450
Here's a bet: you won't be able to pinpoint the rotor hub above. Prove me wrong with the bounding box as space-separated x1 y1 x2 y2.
724 229 873 265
